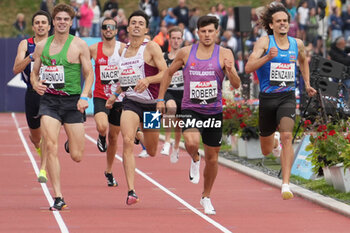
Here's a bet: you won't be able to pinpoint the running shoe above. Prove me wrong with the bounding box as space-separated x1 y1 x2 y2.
104 172 118 187
189 157 200 184
138 150 149 158
200 197 216 215
126 190 139 205
37 169 47 183
49 197 67 211
36 147 42 157
281 183 294 200
170 145 179 163
64 140 69 153
272 132 282 158
161 142 170 156
97 135 107 152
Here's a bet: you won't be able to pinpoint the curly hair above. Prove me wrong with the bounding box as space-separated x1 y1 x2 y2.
52 3 75 20
260 3 290 35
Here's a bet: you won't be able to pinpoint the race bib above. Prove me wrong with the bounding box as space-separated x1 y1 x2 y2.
41 65 65 89
270 63 295 87
170 70 184 87
190 80 218 104
100 65 119 84
119 68 142 91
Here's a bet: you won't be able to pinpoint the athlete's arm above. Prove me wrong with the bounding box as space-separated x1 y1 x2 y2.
156 47 187 114
78 39 94 113
134 41 167 93
245 36 277 73
89 43 98 60
13 40 31 74
30 41 47 95
296 39 317 97
221 47 240 89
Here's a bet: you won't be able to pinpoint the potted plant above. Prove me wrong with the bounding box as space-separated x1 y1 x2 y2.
305 117 350 192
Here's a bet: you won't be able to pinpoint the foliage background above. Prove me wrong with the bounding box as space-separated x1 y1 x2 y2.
0 0 271 37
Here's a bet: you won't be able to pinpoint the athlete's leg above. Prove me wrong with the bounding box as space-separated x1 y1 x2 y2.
63 123 85 163
202 145 220 197
183 128 201 162
40 115 62 197
106 124 120 173
279 117 295 184
120 110 139 191
142 127 160 157
94 112 108 137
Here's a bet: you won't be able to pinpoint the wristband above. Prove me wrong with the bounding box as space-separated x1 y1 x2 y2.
29 53 34 61
113 92 120 97
80 96 88 101
156 99 165 102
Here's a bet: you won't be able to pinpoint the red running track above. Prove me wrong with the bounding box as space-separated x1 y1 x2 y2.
1 112 350 233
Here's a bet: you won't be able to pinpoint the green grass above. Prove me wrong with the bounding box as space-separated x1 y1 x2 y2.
1 0 271 38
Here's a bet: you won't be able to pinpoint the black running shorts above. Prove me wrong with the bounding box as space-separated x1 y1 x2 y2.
165 89 183 116
25 89 41 129
93 97 122 126
259 91 296 137
181 109 223 147
122 97 157 123
39 94 85 124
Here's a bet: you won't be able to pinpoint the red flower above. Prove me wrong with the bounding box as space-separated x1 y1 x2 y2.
240 122 247 128
328 130 336 136
317 125 327 132
303 120 311 128
222 98 227 106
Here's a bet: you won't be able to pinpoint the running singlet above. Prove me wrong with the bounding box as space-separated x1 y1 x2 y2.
164 52 184 90
93 41 123 101
41 34 81 95
182 43 225 115
256 35 298 93
119 39 159 103
22 37 36 89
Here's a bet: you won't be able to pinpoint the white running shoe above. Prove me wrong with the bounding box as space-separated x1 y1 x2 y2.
189 158 200 184
138 150 149 158
200 197 216 215
272 131 282 158
170 145 179 163
161 142 171 156
281 183 294 200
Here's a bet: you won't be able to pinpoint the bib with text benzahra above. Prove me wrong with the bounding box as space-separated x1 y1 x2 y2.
190 80 218 104
119 67 142 91
269 62 295 87
100 65 119 85
41 65 65 89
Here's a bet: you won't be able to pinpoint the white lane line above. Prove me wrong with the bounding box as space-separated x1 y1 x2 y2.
11 113 69 233
85 133 232 233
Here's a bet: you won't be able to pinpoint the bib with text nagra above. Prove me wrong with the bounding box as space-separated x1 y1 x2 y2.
269 62 295 87
119 67 142 91
190 80 218 104
100 65 119 84
40 65 65 89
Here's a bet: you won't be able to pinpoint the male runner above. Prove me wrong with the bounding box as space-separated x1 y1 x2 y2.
89 17 125 187
31 3 94 211
157 16 240 215
13 10 51 183
245 3 316 200
108 10 167 205
160 26 184 163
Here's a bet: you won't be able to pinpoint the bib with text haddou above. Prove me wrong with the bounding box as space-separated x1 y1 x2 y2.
100 65 119 85
269 62 295 87
40 65 65 89
119 67 142 91
170 70 184 88
190 80 218 104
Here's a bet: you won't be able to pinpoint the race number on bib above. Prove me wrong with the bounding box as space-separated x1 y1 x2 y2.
270 63 295 87
41 65 65 89
190 80 218 104
119 68 142 91
170 70 184 87
100 65 119 84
